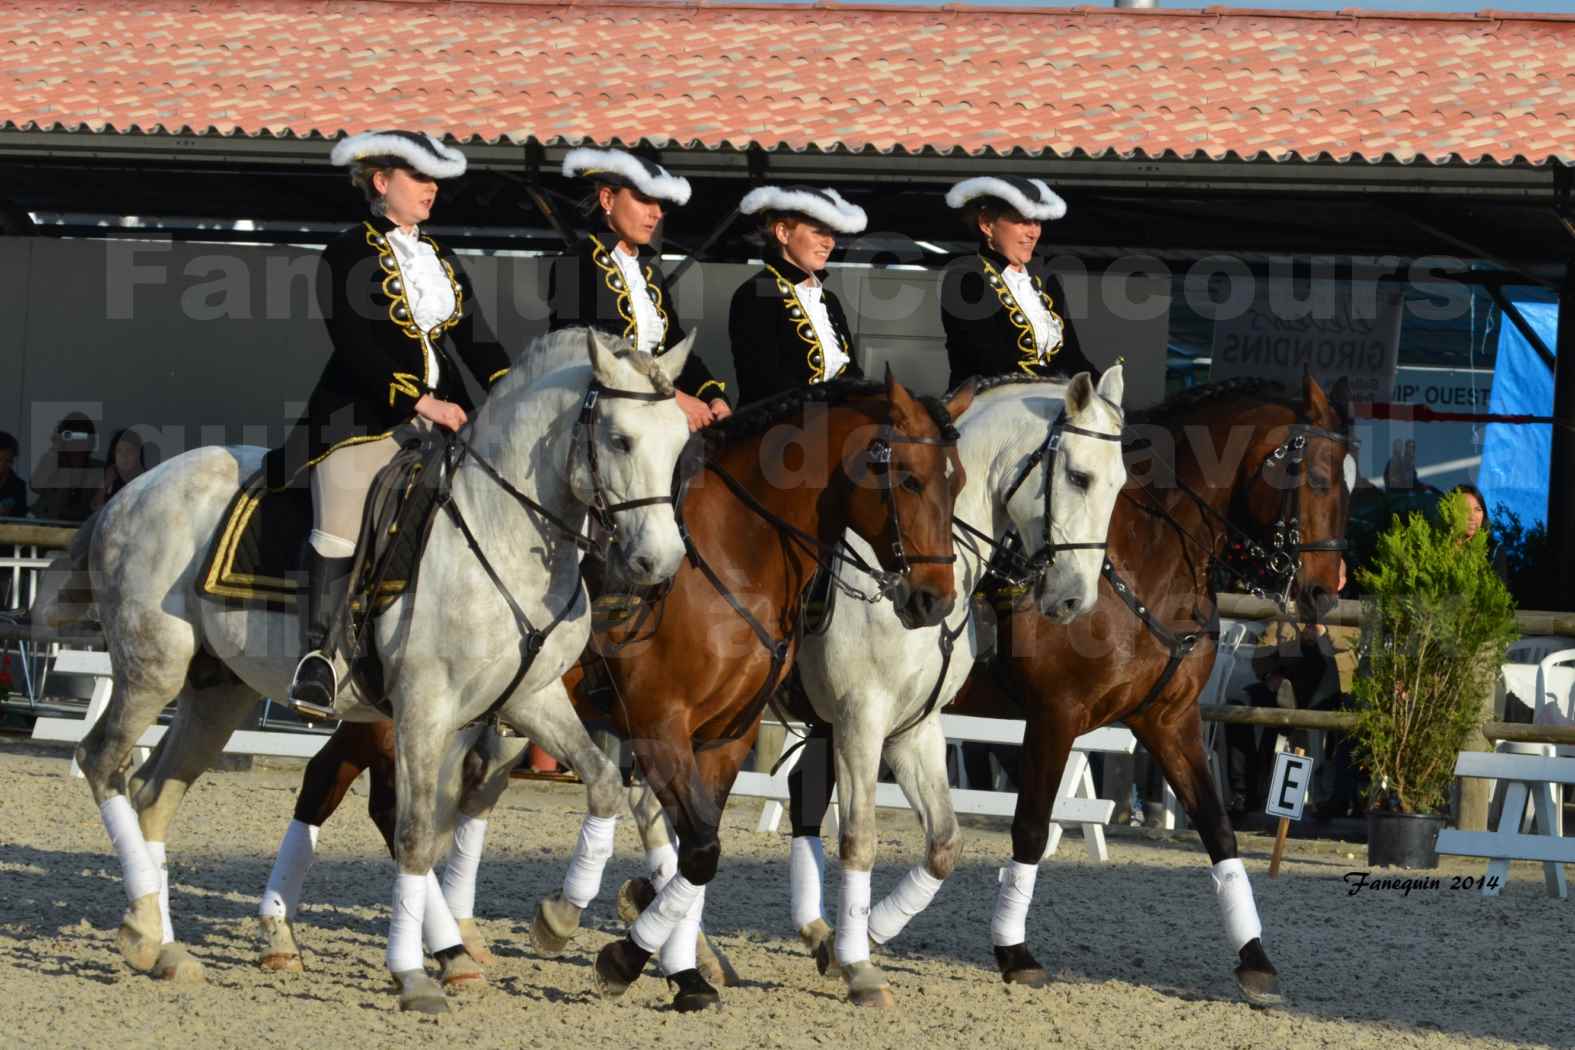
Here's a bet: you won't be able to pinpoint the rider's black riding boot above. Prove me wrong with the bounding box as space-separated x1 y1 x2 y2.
287 549 354 720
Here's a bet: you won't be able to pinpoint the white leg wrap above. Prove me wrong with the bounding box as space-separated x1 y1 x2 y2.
1212 858 1262 951
422 870 463 953
146 841 174 945
646 842 679 892
259 820 319 921
629 875 702 954
561 814 618 909
657 884 706 976
440 815 487 921
789 835 826 931
869 864 943 945
386 872 427 973
100 795 160 903
991 861 1038 947
834 868 872 967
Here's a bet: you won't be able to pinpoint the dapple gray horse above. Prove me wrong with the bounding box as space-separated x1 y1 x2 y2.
40 327 695 1012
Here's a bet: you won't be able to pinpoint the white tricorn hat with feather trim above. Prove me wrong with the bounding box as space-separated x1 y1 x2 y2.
329 130 468 179
562 147 692 206
739 185 868 235
945 176 1066 222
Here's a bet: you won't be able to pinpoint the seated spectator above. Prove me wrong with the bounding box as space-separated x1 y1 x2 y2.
30 413 102 523
93 428 148 510
0 431 26 518
1226 559 1362 819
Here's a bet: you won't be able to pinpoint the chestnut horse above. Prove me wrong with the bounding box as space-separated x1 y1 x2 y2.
785 375 1351 1006
252 373 972 1009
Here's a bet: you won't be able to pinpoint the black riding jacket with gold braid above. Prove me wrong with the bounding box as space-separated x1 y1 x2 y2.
939 245 1094 388
265 216 511 485
547 233 728 404
727 254 862 407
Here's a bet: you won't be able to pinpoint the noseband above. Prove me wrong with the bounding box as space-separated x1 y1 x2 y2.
999 401 1125 579
865 420 962 579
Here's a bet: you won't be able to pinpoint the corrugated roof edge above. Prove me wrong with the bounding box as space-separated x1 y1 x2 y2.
4 121 1570 168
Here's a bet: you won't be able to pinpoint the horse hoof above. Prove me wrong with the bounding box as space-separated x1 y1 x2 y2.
993 943 1050 987
456 918 497 967
593 938 652 999
1235 938 1283 1008
696 931 740 988
258 916 303 972
152 943 205 983
392 970 449 1014
667 968 721 1012
616 877 656 924
116 894 162 972
1234 964 1283 1007
843 959 893 1008
436 945 487 993
529 892 582 956
799 918 840 978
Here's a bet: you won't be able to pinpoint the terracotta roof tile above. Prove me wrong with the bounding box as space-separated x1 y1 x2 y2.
3 0 1574 164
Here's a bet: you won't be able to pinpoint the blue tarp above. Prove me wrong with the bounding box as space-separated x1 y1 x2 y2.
1479 301 1556 529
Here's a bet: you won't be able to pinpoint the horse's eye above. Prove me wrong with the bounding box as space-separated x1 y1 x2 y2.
1068 469 1091 491
610 433 632 453
901 474 924 495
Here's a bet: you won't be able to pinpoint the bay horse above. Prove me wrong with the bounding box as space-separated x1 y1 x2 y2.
41 327 696 1013
246 372 974 1010
784 368 1128 1006
787 374 1351 1007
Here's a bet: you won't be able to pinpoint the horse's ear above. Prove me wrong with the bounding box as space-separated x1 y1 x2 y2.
1095 363 1125 409
586 327 614 383
1303 370 1333 420
944 377 977 422
1327 375 1352 424
656 328 697 383
1064 371 1095 417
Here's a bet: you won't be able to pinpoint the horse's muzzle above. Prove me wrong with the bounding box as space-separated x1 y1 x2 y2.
894 585 953 630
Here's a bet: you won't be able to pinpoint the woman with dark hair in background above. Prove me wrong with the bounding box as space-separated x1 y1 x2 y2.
1451 482 1510 582
550 146 730 431
93 428 147 509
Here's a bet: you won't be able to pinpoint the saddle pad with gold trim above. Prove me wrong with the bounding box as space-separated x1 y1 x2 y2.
197 469 310 609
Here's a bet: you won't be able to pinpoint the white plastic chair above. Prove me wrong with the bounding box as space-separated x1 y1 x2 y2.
1495 648 1575 837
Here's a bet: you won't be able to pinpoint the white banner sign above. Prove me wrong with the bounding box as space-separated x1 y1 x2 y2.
1265 751 1315 820
1211 283 1403 404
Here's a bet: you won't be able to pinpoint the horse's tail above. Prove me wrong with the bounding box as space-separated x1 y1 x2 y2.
30 509 101 629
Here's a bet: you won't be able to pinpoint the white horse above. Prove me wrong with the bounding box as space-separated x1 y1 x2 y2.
787 368 1126 1005
43 326 696 1013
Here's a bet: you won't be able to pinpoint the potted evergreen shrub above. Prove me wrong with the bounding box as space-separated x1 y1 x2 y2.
1352 492 1518 868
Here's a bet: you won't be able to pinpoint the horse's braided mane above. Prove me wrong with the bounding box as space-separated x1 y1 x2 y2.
703 377 954 452
945 372 1075 401
1127 377 1300 430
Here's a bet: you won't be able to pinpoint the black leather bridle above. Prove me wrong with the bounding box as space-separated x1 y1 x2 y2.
864 420 962 577
989 398 1126 583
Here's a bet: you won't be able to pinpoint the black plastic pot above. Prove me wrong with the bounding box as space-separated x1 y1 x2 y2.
1366 810 1443 869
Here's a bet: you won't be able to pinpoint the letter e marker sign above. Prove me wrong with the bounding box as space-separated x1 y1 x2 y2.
1266 748 1314 878
1266 751 1314 820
